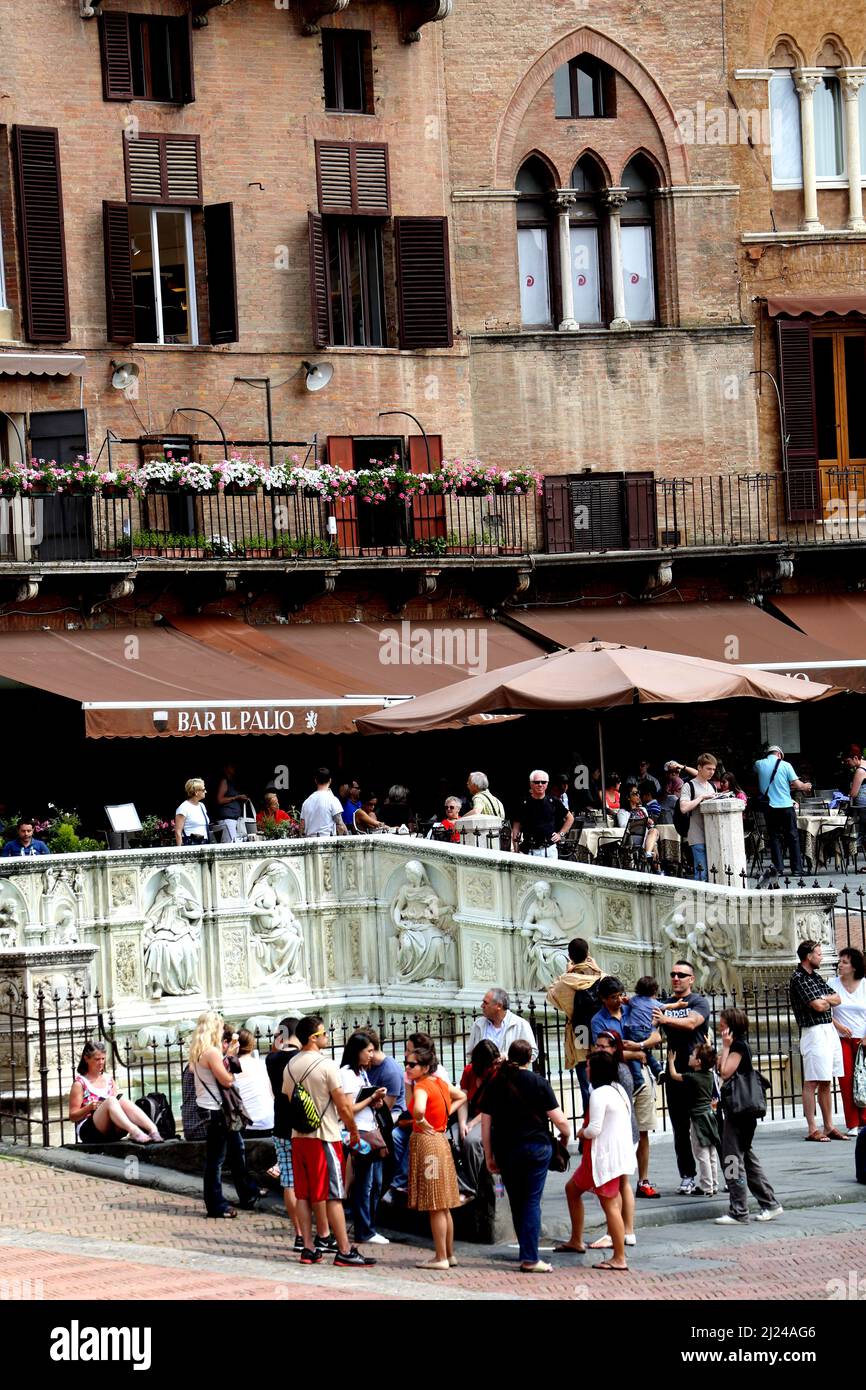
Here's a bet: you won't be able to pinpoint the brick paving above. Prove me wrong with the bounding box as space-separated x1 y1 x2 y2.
1 1156 864 1301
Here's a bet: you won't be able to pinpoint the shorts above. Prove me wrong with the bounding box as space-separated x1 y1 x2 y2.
632 1068 657 1133
273 1136 294 1189
292 1137 346 1203
800 1024 844 1082
570 1142 621 1200
77 1115 122 1145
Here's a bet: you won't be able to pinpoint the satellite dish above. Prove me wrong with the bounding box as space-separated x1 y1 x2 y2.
111 361 140 392
302 360 334 393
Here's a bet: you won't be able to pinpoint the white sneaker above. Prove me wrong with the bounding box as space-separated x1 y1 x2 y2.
756 1206 783 1222
847 1127 861 1137
715 1214 748 1225
360 1233 390 1245
678 1178 696 1195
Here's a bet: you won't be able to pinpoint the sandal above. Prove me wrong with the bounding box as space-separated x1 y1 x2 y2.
552 1242 586 1253
207 1208 238 1219
804 1131 831 1142
520 1261 552 1273
823 1128 851 1140
593 1261 629 1272
589 1233 636 1248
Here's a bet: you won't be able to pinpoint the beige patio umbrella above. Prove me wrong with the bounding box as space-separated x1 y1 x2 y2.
354 640 838 736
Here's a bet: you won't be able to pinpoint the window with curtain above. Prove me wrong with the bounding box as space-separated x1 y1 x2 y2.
516 157 554 327
620 157 658 324
814 75 845 179
569 157 603 324
769 72 803 186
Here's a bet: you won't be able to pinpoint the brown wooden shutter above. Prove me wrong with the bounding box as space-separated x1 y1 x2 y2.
777 317 819 521
543 476 574 553
12 126 70 343
394 217 453 350
326 436 357 553
315 141 390 215
102 201 135 344
308 212 329 348
625 471 657 549
204 203 238 344
175 14 195 104
125 134 201 204
409 434 446 539
99 12 133 101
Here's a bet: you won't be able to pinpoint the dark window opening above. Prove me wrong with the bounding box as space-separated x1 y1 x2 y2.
554 55 616 119
324 219 386 346
323 30 373 114
129 16 185 102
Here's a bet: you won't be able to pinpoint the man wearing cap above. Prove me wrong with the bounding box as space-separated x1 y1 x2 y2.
754 745 812 883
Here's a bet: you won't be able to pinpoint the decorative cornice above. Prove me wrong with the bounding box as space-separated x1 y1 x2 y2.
400 0 453 43
657 184 740 199
451 188 520 202
298 0 350 36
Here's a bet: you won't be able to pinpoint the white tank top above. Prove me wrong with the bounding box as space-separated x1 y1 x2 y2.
193 1061 223 1111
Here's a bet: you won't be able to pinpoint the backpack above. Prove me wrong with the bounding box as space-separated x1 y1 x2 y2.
571 979 601 1032
284 1057 331 1135
673 781 695 837
134 1091 176 1140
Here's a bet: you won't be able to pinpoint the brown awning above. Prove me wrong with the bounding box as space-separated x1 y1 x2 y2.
505 602 866 691
0 619 541 737
766 294 866 319
771 595 866 663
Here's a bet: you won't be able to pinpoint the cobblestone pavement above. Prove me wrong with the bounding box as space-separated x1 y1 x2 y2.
1 1155 864 1302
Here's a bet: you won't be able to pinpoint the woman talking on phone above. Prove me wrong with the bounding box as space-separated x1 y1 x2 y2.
339 1032 389 1245
188 1011 263 1219
69 1041 162 1145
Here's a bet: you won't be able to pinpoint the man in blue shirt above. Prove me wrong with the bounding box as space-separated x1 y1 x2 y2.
754 744 812 881
359 1027 407 1197
1 821 50 857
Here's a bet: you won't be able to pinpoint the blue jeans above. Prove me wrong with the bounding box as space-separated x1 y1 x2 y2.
350 1153 383 1241
691 843 708 881
498 1137 551 1264
204 1111 259 1215
390 1122 411 1190
576 1061 590 1119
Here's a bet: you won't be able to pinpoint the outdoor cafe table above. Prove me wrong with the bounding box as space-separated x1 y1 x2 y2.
578 821 683 862
796 812 855 869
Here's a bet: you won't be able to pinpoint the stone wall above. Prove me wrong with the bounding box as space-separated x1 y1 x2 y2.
0 840 837 1040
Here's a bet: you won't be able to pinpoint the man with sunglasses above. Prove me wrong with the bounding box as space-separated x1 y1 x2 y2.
652 961 710 1194
511 770 574 859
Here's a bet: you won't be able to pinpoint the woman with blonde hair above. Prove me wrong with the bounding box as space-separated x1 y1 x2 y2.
175 779 211 847
189 1011 262 1218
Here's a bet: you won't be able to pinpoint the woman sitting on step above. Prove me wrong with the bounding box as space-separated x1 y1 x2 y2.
69 1041 162 1145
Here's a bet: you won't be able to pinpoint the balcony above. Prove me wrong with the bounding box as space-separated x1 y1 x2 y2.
1 469 865 570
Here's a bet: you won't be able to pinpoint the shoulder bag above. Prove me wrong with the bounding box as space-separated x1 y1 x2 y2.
852 1043 866 1108
197 1067 253 1133
720 1066 770 1120
755 758 781 812
503 1073 570 1174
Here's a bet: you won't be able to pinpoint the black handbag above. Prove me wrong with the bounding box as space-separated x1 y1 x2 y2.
755 758 781 812
198 1070 253 1133
721 1067 769 1120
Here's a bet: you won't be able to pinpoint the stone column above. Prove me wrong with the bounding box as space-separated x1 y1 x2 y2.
793 69 824 232
602 187 630 330
840 69 866 231
700 798 747 885
551 191 579 331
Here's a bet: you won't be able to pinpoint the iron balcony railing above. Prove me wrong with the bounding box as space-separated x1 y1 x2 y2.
3 469 866 565
0 488 537 563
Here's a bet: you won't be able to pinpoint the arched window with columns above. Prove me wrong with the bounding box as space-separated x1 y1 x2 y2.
568 154 605 325
620 155 659 324
515 155 556 327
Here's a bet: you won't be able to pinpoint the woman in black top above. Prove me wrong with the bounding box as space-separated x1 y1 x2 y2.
716 1008 781 1225
481 1039 571 1273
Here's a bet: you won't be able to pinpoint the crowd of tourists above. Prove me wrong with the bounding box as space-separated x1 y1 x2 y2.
69 934 866 1274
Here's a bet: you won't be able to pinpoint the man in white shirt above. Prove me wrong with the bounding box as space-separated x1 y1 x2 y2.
467 988 538 1061
300 768 348 838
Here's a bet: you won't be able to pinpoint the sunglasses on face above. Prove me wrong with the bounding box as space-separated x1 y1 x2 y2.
531 780 548 786
404 1059 421 1069
670 971 692 980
